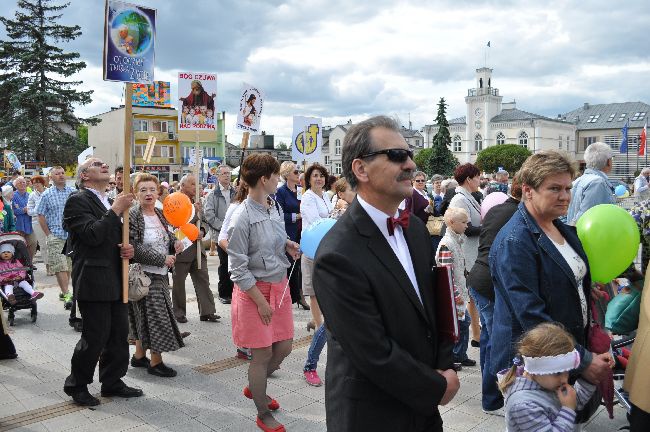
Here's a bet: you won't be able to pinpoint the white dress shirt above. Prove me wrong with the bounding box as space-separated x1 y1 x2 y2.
86 187 111 210
357 195 422 304
219 182 232 207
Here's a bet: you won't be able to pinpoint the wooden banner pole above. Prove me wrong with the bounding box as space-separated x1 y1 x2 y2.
236 132 250 183
195 131 202 269
122 83 133 303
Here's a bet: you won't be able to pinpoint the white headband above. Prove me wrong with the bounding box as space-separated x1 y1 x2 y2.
522 349 580 375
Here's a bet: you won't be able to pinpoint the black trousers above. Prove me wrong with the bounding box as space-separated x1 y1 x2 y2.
0 319 16 358
216 245 233 299
64 300 129 389
288 256 302 303
630 403 650 432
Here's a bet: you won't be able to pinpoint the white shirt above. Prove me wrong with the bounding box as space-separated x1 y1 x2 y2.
300 189 333 231
357 195 422 304
551 238 588 326
219 182 232 207
86 187 111 210
219 202 241 243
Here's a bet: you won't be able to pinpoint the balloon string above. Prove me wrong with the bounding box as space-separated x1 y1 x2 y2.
278 260 297 309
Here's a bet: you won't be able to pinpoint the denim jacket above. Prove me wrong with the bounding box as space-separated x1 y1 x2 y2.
566 168 615 226
488 202 593 376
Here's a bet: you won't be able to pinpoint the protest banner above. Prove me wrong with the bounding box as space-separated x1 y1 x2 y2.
132 81 171 107
203 158 223 184
178 72 217 131
292 116 322 164
235 83 264 133
103 0 156 84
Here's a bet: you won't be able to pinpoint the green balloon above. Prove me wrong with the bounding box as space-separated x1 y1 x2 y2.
576 204 640 283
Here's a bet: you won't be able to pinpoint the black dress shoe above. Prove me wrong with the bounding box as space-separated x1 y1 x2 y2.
176 315 188 323
218 296 231 304
101 382 144 398
199 314 220 322
452 363 463 372
130 355 150 368
459 358 477 367
0 352 18 360
64 386 100 406
148 362 177 377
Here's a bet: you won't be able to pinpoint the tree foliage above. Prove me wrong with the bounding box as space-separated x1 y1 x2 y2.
475 144 532 173
428 98 459 176
0 0 97 165
414 148 433 173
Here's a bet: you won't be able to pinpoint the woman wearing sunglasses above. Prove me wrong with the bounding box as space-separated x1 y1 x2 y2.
407 171 432 224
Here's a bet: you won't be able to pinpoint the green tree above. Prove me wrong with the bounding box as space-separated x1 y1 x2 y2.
475 144 532 173
0 0 97 165
276 141 288 150
428 98 459 176
414 148 433 174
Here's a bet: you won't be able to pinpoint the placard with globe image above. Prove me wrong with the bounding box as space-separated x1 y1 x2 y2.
103 0 156 84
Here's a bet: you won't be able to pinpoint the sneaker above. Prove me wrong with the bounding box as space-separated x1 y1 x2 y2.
482 407 505 417
30 292 44 301
62 292 72 303
59 292 65 301
303 370 323 387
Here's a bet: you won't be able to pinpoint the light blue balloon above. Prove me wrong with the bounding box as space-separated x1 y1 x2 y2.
300 218 337 259
614 184 627 197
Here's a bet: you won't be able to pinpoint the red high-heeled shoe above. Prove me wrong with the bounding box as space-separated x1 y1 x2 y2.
256 416 285 432
244 386 280 410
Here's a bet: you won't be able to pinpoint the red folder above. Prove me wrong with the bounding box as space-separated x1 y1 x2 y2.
432 265 459 343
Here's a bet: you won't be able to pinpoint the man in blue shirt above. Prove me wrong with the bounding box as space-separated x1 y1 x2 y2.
36 166 75 307
12 177 36 260
567 142 615 226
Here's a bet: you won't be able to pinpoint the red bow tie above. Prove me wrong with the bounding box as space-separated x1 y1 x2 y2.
387 210 410 236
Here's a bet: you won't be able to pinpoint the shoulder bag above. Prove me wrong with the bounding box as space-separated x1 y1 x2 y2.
128 263 151 302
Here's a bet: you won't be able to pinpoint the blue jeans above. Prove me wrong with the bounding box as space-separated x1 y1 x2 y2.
304 324 327 372
453 307 470 362
470 288 504 411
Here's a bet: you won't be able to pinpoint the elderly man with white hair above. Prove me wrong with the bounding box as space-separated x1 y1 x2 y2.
634 168 650 199
567 141 615 225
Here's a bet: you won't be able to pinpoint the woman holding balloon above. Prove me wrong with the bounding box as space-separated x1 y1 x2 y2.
489 151 617 418
128 174 185 378
227 154 300 432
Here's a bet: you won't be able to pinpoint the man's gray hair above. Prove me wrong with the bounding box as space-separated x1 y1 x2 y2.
642 168 650 176
431 174 443 182
342 115 401 189
413 171 427 181
179 173 194 186
584 142 613 170
76 158 97 187
217 164 231 175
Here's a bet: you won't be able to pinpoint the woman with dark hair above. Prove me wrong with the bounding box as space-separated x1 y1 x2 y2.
448 163 482 364
300 162 333 387
227 154 300 432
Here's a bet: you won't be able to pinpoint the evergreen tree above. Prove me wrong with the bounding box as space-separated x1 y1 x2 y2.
0 0 97 165
428 98 459 176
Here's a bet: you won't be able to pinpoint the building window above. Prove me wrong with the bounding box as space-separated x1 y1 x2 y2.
583 136 597 151
453 135 462 152
324 155 330 165
586 114 600 123
559 135 562 150
415 139 420 147
618 113 627 121
607 113 616 122
135 145 144 157
632 112 647 121
334 162 342 175
335 139 341 155
518 131 528 149
474 133 482 152
496 131 506 145
566 136 570 151
133 120 148 131
152 120 169 133
167 121 175 138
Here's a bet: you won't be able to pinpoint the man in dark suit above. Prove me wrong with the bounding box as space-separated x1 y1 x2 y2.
62 158 143 406
313 116 460 432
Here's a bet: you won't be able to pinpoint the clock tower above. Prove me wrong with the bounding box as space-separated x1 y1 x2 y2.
465 67 503 152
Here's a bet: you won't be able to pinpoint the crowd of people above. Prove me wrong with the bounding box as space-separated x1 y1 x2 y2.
1 116 650 431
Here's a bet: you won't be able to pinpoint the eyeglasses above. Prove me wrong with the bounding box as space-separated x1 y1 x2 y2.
359 148 414 163
414 179 425 183
293 170 300 175
89 161 107 168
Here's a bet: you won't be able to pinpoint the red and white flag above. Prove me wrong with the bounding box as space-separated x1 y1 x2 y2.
640 121 648 156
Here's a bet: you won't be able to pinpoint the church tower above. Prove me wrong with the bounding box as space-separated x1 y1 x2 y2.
465 68 503 152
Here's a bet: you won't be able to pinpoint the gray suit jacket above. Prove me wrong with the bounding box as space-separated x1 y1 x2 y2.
204 186 236 236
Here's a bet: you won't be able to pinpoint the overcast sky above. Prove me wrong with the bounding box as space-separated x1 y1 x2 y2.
2 0 649 145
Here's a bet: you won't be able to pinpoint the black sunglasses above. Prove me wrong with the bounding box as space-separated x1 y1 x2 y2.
359 148 414 163
414 179 425 183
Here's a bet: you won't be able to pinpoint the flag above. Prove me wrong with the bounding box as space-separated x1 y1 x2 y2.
487 41 491 47
640 121 648 156
620 120 629 153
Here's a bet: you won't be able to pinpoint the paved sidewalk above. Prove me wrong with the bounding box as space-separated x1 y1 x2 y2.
0 254 629 431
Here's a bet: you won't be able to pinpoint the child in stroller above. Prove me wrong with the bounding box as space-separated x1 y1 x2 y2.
0 243 42 304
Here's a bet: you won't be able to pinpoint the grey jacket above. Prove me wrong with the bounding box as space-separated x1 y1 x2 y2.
227 197 290 291
204 185 235 235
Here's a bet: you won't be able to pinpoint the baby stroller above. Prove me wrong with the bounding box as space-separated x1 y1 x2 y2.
0 233 37 326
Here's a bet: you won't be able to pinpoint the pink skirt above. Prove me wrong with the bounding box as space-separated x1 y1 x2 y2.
231 278 294 349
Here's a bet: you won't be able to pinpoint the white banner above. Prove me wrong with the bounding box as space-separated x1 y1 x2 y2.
291 116 322 163
235 83 264 133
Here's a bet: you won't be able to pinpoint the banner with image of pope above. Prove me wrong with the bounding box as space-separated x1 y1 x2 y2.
178 72 217 130
103 0 156 83
235 83 264 133
292 116 322 163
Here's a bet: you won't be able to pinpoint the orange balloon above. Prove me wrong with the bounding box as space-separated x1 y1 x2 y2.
163 192 193 227
180 223 199 241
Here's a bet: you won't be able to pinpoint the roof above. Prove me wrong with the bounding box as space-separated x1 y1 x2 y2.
562 102 650 130
490 108 559 123
399 128 423 138
449 116 466 125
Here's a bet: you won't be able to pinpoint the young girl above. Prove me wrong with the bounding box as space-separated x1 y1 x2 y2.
0 243 43 304
498 323 596 431
436 207 475 369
